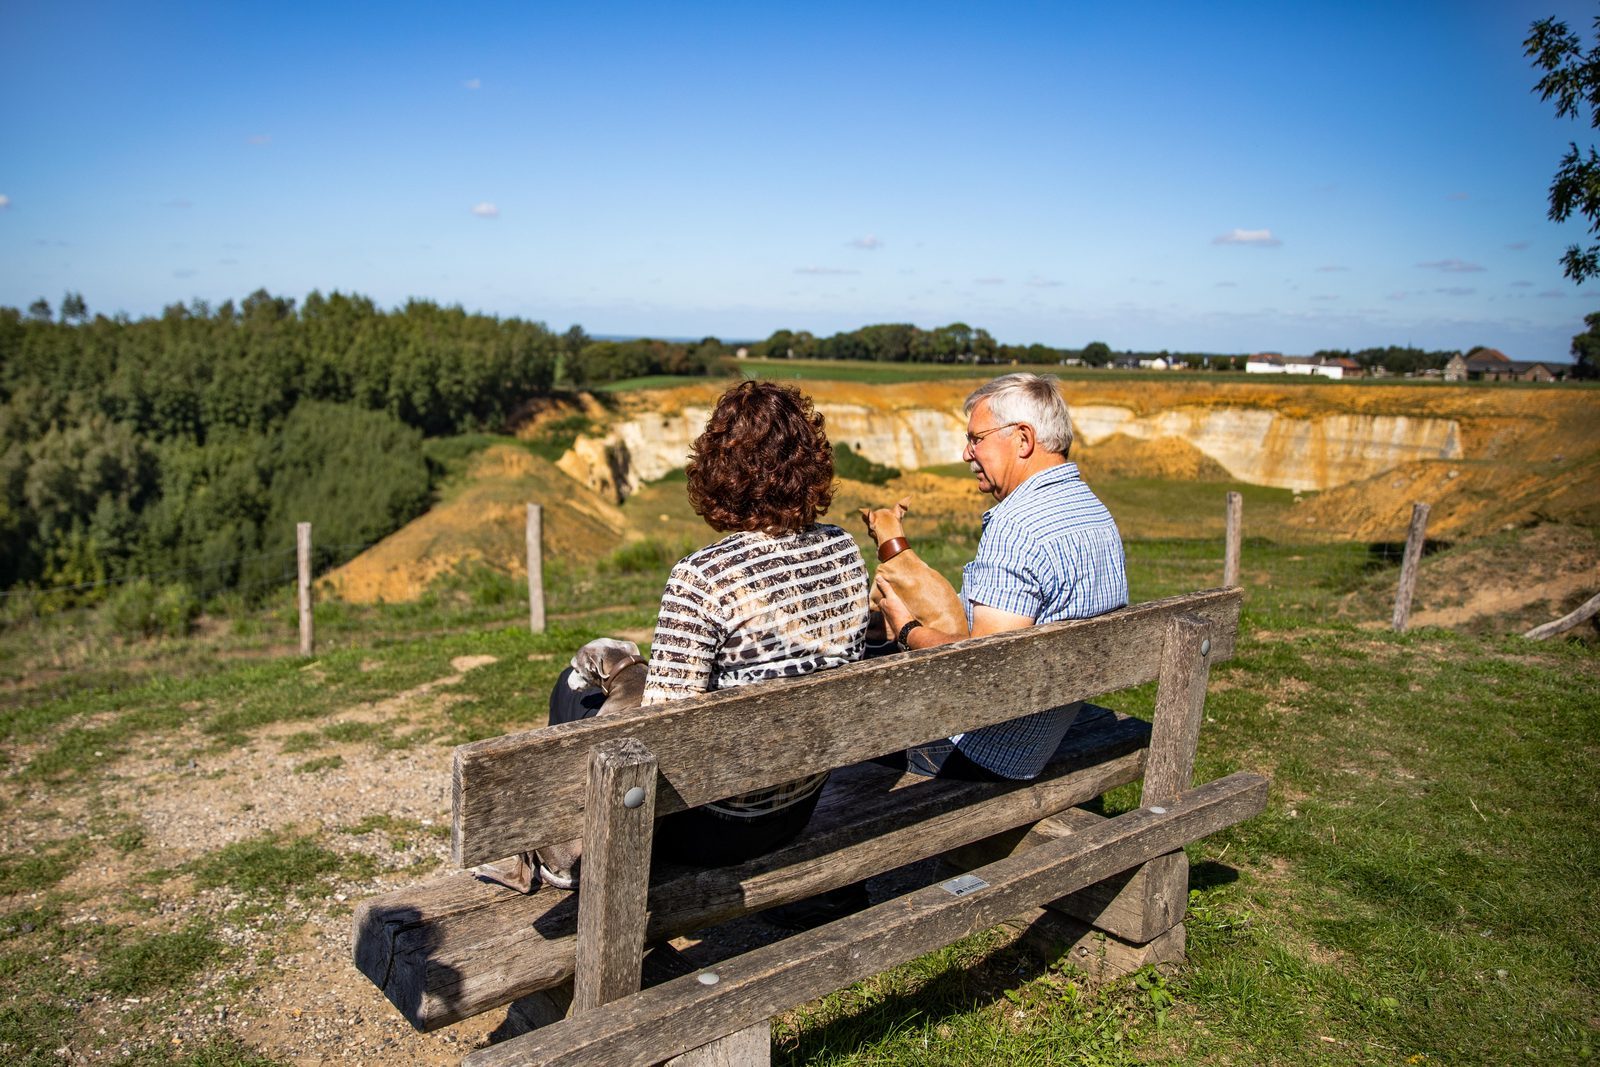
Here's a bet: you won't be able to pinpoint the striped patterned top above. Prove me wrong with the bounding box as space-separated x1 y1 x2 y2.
643 524 871 816
954 462 1128 779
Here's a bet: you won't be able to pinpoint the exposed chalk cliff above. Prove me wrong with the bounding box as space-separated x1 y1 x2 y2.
1070 406 1462 491
560 398 1462 499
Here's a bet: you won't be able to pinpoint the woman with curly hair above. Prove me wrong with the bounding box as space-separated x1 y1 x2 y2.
546 379 870 873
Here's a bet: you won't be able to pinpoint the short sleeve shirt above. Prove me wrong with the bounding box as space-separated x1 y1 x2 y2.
954 462 1128 778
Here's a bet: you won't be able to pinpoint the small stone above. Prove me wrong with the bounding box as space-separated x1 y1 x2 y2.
1495 968 1508 980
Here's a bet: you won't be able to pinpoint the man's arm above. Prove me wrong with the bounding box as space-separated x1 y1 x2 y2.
874 577 1033 650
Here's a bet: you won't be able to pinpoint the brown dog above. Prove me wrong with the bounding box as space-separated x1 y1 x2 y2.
860 498 966 640
473 638 647 894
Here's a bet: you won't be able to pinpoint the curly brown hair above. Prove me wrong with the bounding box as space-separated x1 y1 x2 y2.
686 380 835 534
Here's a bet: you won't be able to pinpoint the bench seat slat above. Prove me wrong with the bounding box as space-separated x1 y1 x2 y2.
454 588 1241 865
463 771 1271 1067
356 706 1149 1031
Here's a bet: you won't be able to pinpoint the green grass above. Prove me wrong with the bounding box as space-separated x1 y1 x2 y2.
0 484 1594 1064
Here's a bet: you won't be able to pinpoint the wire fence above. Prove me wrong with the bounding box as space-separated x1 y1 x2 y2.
0 538 380 632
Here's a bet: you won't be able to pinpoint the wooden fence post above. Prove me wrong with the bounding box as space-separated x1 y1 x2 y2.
1223 491 1242 587
297 522 313 656
1391 502 1430 633
526 504 546 634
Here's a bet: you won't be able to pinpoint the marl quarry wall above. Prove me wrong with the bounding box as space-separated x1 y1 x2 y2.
559 400 1463 499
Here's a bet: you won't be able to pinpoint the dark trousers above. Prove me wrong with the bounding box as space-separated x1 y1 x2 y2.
548 668 822 866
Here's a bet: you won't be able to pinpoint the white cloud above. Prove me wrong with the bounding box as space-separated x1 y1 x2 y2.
847 235 882 250
471 202 499 218
463 78 482 90
1417 259 1484 273
1538 289 1566 298
1435 286 1476 296
1212 228 1281 247
1215 281 1237 288
246 134 271 145
1506 241 1531 251
0 193 9 209
794 266 858 275
1026 276 1063 288
1510 280 1534 288
1315 265 1348 273
975 276 1005 285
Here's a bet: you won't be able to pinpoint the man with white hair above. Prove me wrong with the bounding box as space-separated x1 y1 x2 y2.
875 372 1128 780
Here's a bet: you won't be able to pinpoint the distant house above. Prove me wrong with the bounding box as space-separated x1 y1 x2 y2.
1445 348 1566 382
1245 353 1285 374
1245 352 1359 378
1112 356 1142 370
1320 356 1363 380
1138 356 1171 370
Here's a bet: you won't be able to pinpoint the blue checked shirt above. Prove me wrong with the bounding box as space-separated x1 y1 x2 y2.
953 462 1128 778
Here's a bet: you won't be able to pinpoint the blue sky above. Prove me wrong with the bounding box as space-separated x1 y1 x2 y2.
3 1 1598 358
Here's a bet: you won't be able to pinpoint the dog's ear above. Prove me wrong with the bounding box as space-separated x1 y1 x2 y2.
894 497 911 518
858 506 873 529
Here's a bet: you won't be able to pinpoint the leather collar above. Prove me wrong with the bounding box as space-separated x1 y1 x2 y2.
877 536 911 563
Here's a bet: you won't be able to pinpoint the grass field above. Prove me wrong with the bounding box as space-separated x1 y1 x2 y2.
0 511 1596 1064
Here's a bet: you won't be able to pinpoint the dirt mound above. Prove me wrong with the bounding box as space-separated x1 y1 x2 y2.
1297 451 1600 542
1341 523 1600 636
1075 434 1233 482
322 445 630 603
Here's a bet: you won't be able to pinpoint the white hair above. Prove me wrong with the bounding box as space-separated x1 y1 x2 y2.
963 373 1074 456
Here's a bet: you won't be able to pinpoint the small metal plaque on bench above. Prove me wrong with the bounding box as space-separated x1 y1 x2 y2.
940 873 989 897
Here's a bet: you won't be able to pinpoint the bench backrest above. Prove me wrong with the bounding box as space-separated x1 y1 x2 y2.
453 587 1242 866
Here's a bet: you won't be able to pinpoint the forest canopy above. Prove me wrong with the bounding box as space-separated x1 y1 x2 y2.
0 290 564 600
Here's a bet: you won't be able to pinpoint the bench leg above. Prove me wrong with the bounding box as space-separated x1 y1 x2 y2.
573 737 659 1014
1009 908 1186 981
665 1021 771 1066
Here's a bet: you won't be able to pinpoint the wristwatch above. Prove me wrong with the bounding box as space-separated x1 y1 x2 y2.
896 619 923 650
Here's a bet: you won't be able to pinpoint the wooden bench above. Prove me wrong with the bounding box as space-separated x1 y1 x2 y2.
352 587 1267 1065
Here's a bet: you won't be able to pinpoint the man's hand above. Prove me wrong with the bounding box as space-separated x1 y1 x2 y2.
873 576 915 635
876 575 965 649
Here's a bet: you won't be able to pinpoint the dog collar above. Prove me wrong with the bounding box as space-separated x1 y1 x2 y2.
878 536 910 563
598 653 647 688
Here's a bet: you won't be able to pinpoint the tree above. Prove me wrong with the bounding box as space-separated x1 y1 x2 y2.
1081 341 1112 366
60 292 88 323
27 298 51 323
1570 310 1600 379
1526 16 1600 283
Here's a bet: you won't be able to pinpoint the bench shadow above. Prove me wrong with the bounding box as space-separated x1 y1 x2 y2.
1189 859 1241 893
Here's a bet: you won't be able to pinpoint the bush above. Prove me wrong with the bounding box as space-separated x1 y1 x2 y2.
104 578 198 638
601 537 697 575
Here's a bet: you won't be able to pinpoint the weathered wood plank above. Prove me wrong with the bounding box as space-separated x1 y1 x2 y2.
462 772 1270 1067
454 588 1242 865
572 739 657 1014
948 808 1188 944
665 1023 770 1067
355 709 1149 1030
1143 613 1213 806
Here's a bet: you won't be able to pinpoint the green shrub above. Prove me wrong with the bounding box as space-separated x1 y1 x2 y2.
601 537 696 575
104 579 198 638
833 443 900 486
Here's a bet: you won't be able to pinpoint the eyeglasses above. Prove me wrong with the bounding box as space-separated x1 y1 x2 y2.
964 421 1022 448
